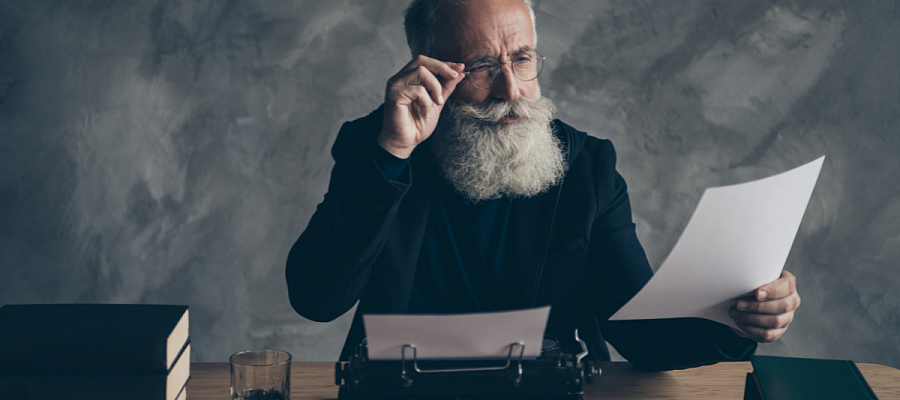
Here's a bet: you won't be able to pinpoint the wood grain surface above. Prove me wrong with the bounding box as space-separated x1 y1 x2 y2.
188 361 900 399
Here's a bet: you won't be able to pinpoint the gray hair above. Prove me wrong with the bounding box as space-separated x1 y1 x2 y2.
431 92 565 202
404 0 538 58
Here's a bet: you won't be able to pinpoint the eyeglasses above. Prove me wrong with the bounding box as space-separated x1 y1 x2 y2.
463 49 545 90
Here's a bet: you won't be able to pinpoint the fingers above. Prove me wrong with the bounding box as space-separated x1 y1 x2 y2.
733 320 787 343
378 56 466 158
736 270 801 314
392 56 465 105
729 306 794 343
387 67 440 105
416 66 445 105
440 65 465 103
409 85 433 111
730 306 794 329
754 270 797 301
726 271 800 343
402 55 464 82
737 291 801 314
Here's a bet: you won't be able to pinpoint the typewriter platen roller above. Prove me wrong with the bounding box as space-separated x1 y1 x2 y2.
335 330 600 400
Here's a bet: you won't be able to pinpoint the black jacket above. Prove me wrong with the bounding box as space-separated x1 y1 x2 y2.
286 107 756 370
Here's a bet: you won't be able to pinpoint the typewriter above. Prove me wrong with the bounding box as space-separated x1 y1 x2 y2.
335 330 599 400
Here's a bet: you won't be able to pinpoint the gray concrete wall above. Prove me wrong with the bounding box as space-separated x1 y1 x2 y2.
1 0 898 367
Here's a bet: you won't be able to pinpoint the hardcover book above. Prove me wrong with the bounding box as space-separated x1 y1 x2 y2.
2 342 191 400
0 304 189 373
744 355 878 400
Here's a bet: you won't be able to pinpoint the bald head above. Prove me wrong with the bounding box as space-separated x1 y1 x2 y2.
432 0 534 62
404 0 538 58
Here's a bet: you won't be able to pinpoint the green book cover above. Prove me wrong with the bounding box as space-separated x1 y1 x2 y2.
745 355 878 400
0 342 190 400
0 304 189 373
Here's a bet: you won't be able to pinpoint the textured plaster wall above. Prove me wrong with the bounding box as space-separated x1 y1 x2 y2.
1 0 898 366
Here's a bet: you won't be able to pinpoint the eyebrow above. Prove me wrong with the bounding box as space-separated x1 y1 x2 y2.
463 45 537 65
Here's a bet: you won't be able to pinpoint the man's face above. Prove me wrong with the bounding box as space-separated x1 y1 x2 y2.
428 0 564 203
434 0 538 111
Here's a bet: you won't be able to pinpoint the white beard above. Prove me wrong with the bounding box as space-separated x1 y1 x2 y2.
430 92 567 202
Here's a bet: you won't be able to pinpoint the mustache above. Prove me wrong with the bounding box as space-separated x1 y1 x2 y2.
449 95 547 124
432 94 563 202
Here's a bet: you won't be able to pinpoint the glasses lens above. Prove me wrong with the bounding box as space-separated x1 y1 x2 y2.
467 59 499 89
465 50 544 89
512 50 543 82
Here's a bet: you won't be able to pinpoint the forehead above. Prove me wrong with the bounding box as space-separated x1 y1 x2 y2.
433 0 535 62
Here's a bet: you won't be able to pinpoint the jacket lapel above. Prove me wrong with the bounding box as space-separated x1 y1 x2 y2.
507 121 573 308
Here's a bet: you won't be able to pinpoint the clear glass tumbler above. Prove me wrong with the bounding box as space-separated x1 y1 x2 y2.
230 349 292 400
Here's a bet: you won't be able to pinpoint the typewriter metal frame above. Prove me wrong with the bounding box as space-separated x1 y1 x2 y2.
335 330 599 400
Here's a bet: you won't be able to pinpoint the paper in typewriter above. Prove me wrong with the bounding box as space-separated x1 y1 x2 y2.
610 157 824 332
363 306 550 360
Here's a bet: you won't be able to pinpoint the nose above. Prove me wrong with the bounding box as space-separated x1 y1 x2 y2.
490 63 520 101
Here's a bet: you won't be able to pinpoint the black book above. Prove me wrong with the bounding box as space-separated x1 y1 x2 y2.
744 355 879 400
1 342 191 400
0 304 189 373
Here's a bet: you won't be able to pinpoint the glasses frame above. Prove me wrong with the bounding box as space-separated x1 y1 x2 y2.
462 49 546 90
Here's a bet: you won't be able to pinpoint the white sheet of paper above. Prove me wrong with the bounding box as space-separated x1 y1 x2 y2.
363 306 550 360
610 157 824 332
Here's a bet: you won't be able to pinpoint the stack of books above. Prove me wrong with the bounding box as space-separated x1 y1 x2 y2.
0 304 190 400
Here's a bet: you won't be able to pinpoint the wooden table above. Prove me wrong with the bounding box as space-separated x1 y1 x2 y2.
188 361 900 399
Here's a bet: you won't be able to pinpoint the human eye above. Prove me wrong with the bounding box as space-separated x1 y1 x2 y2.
468 63 492 73
467 58 498 73
514 52 535 64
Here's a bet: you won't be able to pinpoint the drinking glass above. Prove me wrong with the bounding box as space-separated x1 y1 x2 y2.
230 349 291 400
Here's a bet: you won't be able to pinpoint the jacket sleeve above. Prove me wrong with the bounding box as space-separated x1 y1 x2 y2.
285 107 412 322
581 139 757 371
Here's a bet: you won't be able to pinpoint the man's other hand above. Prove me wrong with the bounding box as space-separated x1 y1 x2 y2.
728 270 801 343
378 55 466 159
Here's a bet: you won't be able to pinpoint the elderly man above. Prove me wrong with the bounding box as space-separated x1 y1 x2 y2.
286 0 800 371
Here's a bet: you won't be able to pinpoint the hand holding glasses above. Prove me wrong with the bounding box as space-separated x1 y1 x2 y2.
376 50 546 159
